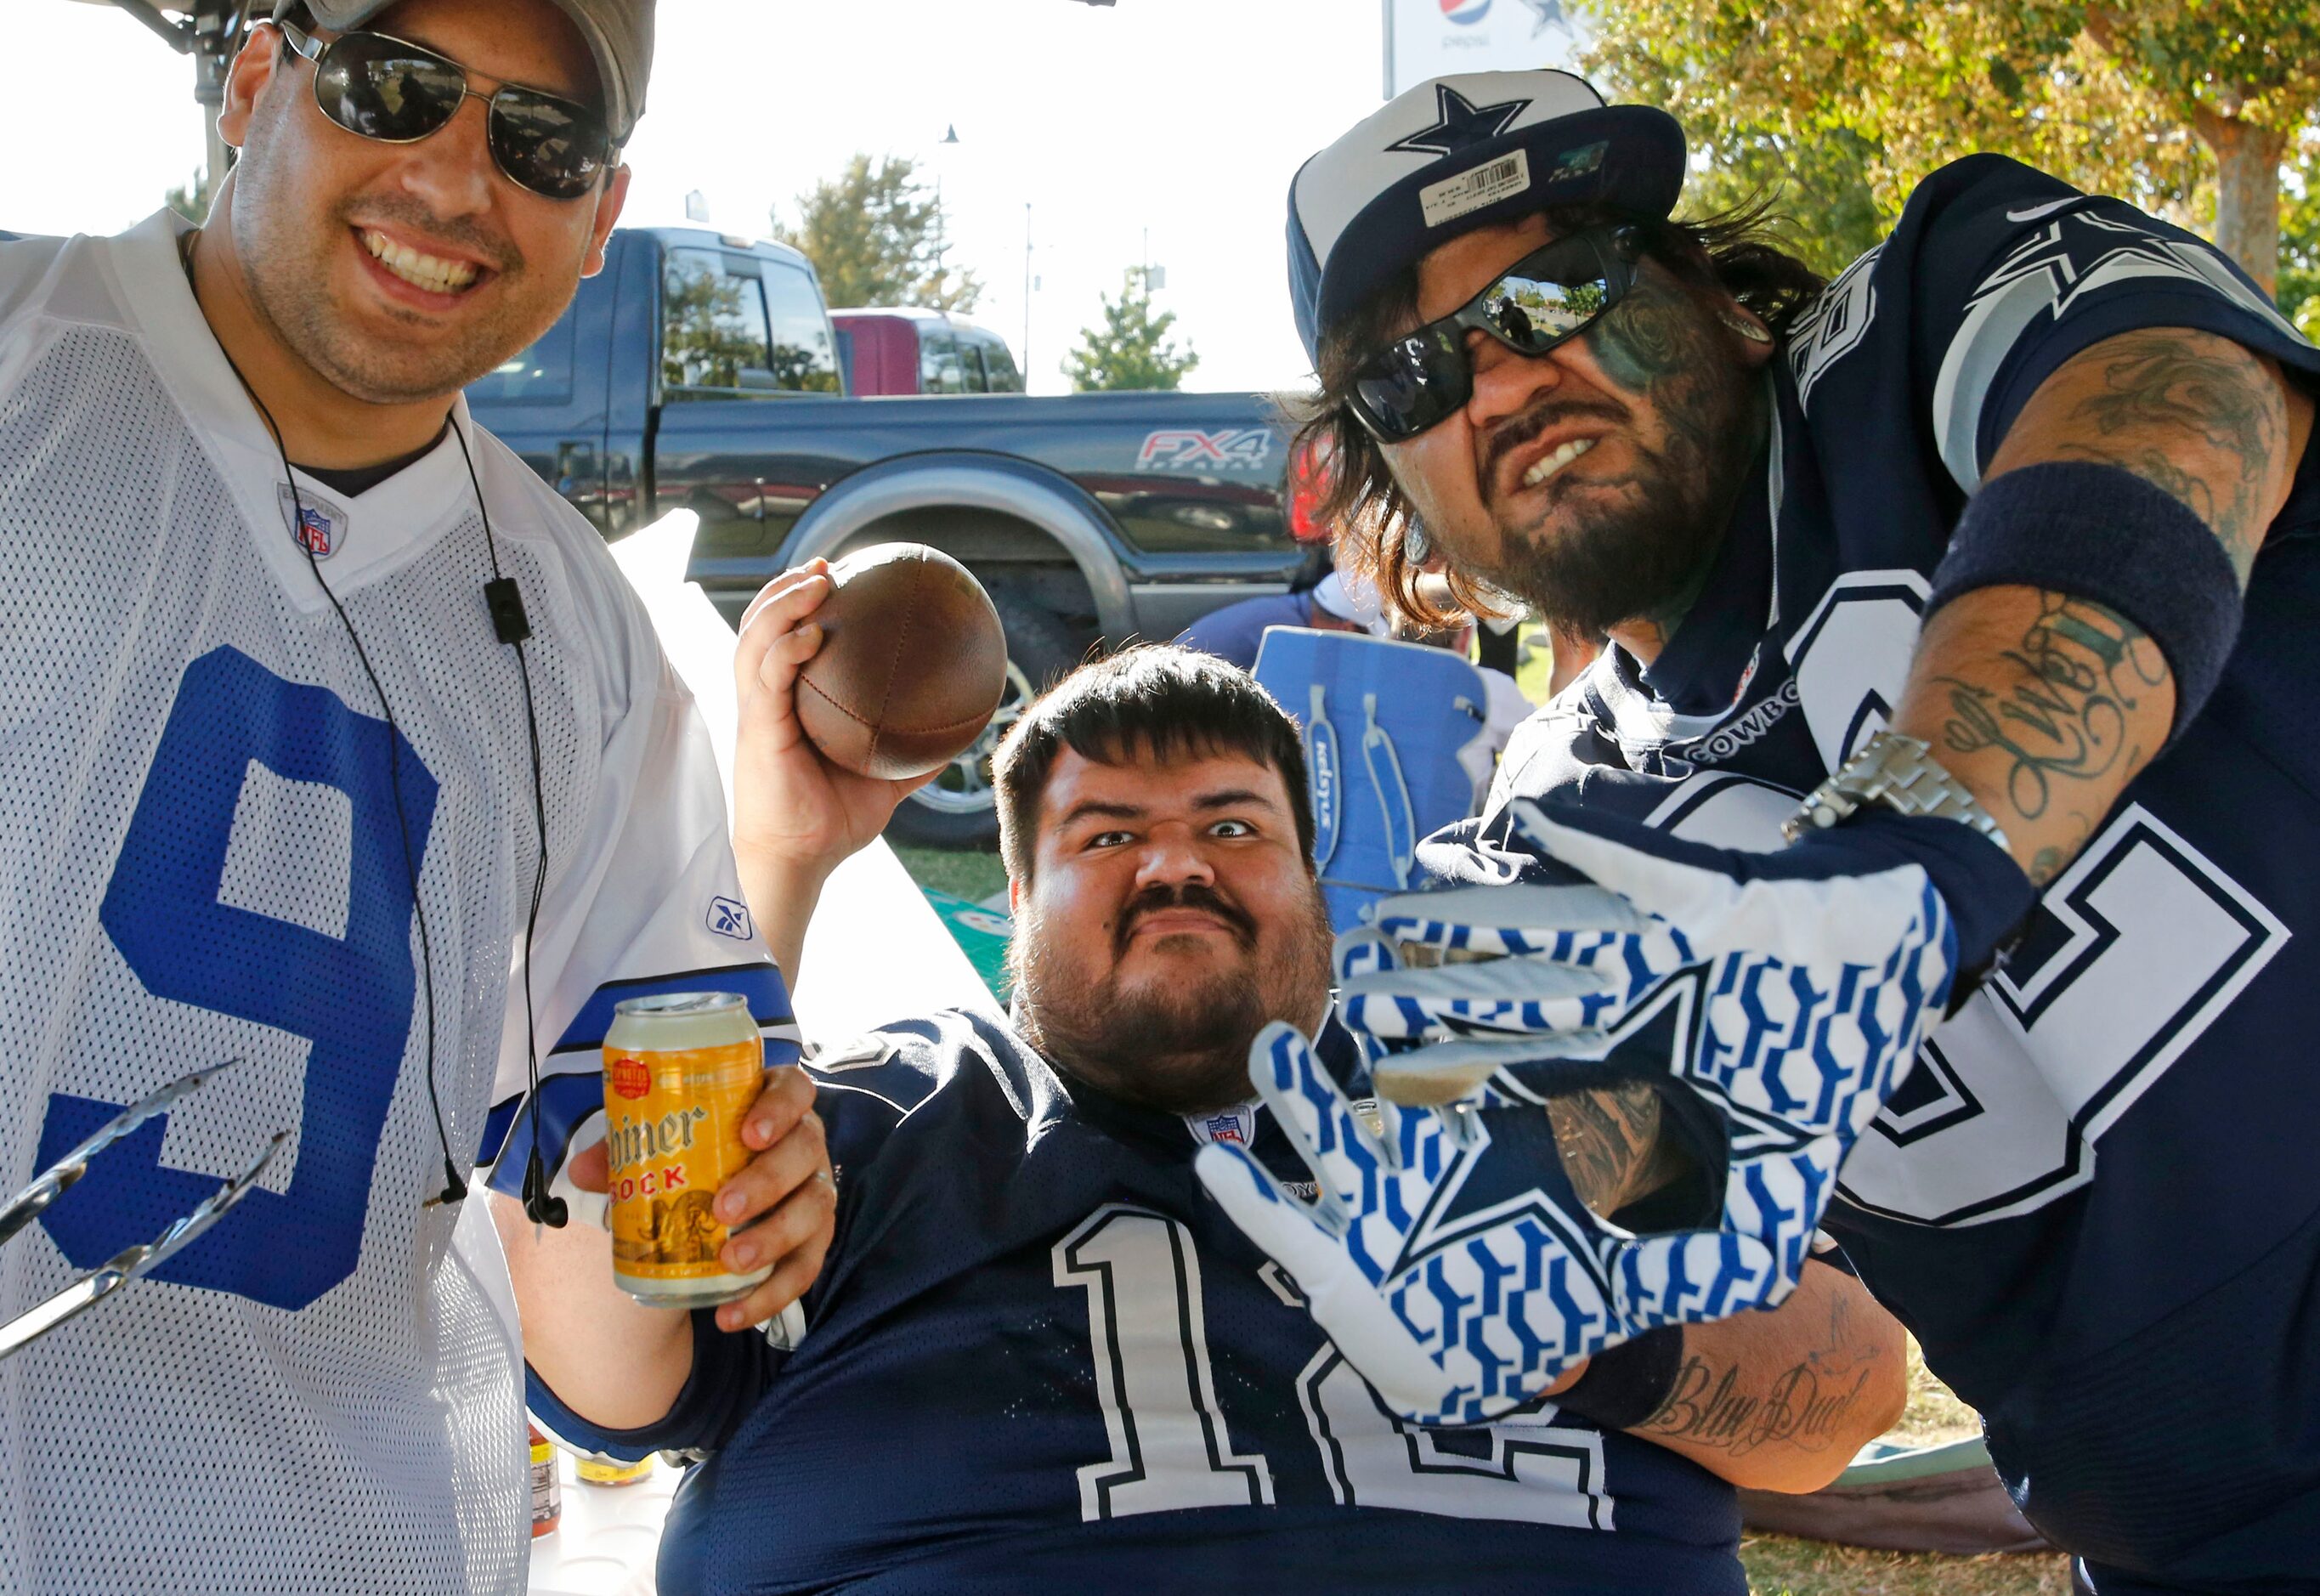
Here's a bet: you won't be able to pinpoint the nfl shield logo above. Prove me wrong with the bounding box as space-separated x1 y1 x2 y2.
278 484 348 559
1185 1103 1259 1147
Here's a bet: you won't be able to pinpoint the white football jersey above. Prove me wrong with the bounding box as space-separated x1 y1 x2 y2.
0 210 780 1594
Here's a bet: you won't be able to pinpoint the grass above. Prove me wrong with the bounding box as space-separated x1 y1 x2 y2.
889 839 2066 1596
890 843 1009 905
1891 1338 1984 1448
1741 1536 2071 1595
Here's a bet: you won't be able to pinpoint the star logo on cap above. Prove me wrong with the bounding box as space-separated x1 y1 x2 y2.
1386 83 1530 158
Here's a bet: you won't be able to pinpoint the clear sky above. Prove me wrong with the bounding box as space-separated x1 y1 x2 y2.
9 0 1403 395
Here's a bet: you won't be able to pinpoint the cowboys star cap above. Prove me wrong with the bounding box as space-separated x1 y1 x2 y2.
1288 70 1685 365
278 0 653 144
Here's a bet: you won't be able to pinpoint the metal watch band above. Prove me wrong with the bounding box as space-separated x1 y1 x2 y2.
1781 732 2012 853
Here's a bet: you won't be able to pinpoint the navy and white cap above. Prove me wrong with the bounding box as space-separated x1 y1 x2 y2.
1288 71 1685 365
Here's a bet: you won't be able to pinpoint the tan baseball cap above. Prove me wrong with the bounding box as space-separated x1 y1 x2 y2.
279 0 653 144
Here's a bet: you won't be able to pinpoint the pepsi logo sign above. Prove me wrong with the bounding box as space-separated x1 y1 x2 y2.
1440 0 1491 23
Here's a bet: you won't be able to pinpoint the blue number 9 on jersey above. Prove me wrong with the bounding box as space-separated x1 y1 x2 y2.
36 647 434 1313
1197 798 1960 1426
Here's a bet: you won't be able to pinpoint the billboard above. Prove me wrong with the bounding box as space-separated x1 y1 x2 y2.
1383 0 1587 98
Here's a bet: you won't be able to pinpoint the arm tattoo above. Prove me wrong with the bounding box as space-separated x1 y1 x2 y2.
2046 330 2282 572
1932 592 2169 875
1546 1081 1688 1215
1634 1287 1881 1457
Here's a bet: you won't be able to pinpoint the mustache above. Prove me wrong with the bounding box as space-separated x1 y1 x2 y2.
338 195 522 274
1114 883 1256 954
1480 396 1629 495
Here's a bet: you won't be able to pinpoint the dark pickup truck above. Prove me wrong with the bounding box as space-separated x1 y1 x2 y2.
467 224 1306 846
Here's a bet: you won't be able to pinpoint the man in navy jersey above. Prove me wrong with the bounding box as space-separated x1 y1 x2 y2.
503 641 1908 1594
1242 67 2319 1595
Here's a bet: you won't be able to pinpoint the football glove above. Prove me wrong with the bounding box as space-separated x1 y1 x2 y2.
1197 1016 1773 1426
1198 797 1983 1425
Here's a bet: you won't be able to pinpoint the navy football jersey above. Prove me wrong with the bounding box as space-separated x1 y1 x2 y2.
1467 155 2320 1589
531 1010 1745 1594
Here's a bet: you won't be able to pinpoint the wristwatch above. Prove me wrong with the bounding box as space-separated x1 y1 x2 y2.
1782 732 2012 853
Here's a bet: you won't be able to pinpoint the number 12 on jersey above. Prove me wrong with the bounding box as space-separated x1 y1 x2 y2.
1054 1204 1610 1529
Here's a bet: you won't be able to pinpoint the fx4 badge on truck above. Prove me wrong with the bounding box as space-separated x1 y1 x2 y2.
1135 427 1276 471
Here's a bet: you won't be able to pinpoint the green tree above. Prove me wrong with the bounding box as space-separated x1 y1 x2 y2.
1061 268 1200 392
772 154 981 312
1577 0 2320 295
1587 30 1887 278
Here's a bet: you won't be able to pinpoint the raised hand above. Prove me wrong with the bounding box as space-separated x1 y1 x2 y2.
731 561 932 876
1198 1021 1768 1425
1350 801 1956 1149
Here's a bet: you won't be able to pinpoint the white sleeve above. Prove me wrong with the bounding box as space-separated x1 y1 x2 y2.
479 645 798 1203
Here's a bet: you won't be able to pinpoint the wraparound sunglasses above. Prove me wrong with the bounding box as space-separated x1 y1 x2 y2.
1349 225 1640 442
280 22 613 201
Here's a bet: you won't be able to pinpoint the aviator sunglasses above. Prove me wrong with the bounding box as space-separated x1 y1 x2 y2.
280 22 613 201
1349 225 1641 442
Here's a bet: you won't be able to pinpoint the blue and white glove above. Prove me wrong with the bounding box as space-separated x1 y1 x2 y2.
1198 1017 1720 1425
1197 798 2022 1425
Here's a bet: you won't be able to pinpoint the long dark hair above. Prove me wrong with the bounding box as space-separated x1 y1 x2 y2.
1282 193 1827 628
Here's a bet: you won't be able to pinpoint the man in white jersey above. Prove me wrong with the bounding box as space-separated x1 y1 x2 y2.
0 2 836 1591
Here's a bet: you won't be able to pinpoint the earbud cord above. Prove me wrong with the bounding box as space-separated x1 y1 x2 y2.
450 421 564 1228
184 226 502 1211
216 363 467 1207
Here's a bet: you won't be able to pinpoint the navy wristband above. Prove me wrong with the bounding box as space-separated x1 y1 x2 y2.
1927 461 2242 739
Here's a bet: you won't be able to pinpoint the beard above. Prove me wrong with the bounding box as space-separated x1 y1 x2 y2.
1013 879 1335 1116
1466 303 1762 638
1480 422 1733 637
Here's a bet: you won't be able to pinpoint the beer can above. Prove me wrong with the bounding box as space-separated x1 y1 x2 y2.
603 991 771 1309
527 1421 560 1537
574 1452 656 1489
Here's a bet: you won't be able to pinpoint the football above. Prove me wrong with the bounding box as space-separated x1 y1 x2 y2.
795 543 1010 781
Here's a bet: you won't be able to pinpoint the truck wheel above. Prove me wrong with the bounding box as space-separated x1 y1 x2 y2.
884 588 1086 852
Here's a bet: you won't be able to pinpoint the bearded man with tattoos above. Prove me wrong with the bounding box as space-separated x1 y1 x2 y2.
1191 70 2320 1596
